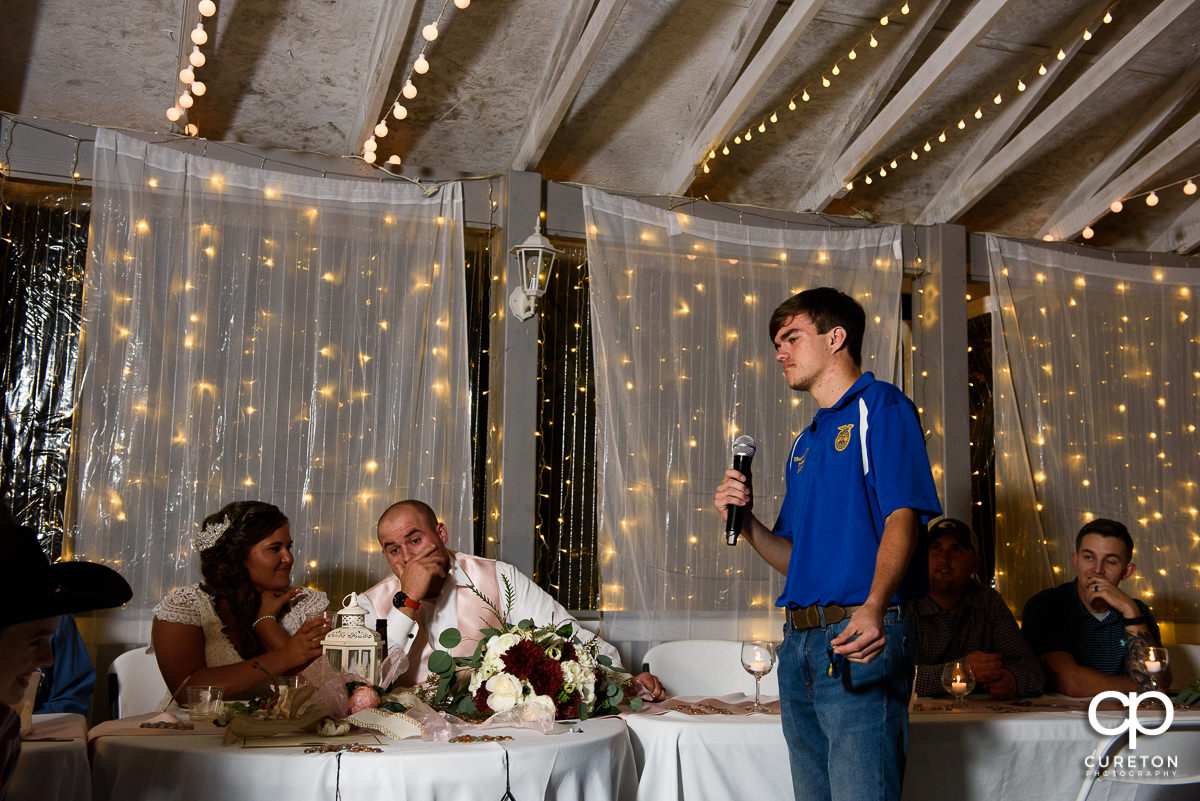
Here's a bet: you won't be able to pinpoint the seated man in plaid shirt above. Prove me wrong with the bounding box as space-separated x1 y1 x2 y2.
912 518 1043 700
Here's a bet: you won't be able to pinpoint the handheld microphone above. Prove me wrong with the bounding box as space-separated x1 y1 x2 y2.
726 435 756 545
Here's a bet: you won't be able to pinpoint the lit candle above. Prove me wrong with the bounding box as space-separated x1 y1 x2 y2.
1146 660 1162 674
951 681 967 693
750 660 767 673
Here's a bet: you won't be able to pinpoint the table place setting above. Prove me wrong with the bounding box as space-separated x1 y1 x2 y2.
626 692 782 717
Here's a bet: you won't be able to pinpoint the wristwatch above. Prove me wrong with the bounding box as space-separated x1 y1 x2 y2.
1121 614 1147 626
393 591 422 611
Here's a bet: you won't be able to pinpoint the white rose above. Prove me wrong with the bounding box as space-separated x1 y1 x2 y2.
484 633 521 662
485 672 523 712
578 674 595 705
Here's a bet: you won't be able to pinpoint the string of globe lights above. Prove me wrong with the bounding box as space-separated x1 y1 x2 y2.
838 4 1118 194
361 0 473 168
698 1 919 178
164 0 218 137
1075 174 1200 241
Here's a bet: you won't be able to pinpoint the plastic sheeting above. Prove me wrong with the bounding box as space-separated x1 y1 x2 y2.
0 181 90 555
583 187 906 644
74 129 472 617
989 235 1200 620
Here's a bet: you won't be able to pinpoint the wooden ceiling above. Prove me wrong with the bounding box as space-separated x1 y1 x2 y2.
3 0 1200 252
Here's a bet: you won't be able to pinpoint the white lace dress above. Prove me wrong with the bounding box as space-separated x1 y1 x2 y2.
152 584 328 704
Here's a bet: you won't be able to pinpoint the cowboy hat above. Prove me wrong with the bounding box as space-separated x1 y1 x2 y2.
0 524 132 626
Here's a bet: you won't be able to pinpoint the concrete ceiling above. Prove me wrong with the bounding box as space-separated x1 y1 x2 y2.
3 0 1200 253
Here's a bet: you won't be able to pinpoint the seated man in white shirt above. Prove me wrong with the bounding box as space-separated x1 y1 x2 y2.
358 499 664 699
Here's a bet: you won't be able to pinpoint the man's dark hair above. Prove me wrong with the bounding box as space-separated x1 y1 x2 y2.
768 287 866 367
1075 518 1134 560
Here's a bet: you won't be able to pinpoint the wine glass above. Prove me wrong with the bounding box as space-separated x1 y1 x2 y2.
940 660 975 709
741 640 777 713
1143 646 1169 691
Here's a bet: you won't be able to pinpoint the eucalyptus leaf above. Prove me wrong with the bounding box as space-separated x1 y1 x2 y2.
439 628 462 649
579 705 589 721
629 697 644 711
597 654 613 667
518 618 535 630
456 696 478 715
428 650 454 675
606 681 622 699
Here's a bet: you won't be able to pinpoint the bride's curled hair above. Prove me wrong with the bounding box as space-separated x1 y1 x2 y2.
198 500 289 659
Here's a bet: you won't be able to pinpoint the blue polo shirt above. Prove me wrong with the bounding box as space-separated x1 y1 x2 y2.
773 372 942 608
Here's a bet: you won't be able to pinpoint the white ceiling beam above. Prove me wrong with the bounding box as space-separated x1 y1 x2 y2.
1047 109 1200 240
809 0 954 205
346 0 419 154
1149 198 1200 253
523 2 593 121
1038 54 1200 239
939 0 1197 223
692 0 776 125
659 0 824 196
918 0 1111 225
511 0 628 171
795 0 1021 212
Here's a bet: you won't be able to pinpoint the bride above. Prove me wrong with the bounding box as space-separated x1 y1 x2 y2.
152 500 330 701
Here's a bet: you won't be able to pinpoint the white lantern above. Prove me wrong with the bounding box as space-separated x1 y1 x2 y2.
507 216 561 321
321 592 383 685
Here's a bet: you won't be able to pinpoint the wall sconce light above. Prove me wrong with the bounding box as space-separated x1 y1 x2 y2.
508 216 561 321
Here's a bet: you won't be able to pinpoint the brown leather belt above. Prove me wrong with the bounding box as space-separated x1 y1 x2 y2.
788 603 902 631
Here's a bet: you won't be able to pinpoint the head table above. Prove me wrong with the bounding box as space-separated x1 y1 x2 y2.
80 695 1199 801
10 713 91 801
622 694 1200 801
88 715 636 801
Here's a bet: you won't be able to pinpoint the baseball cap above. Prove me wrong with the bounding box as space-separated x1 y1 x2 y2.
928 517 980 553
0 524 132 626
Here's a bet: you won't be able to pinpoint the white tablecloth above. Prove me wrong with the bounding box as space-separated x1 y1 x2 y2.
10 713 90 801
624 695 1200 801
90 717 637 801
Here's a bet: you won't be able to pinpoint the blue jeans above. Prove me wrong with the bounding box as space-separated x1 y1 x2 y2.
777 609 914 801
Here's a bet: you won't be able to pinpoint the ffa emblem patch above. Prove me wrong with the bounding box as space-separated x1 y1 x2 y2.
834 424 854 452
793 448 808 473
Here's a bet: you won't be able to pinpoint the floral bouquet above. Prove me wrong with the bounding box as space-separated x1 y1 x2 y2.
416 578 643 722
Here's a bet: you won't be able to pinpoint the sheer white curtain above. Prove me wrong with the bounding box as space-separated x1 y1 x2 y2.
74 129 471 624
989 235 1200 622
583 187 905 651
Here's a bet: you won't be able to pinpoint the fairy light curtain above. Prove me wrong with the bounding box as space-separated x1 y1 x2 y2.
582 187 905 648
989 235 1200 623
75 129 471 618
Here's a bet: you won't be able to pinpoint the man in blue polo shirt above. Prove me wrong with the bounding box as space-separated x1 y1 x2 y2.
1021 518 1165 695
714 287 941 801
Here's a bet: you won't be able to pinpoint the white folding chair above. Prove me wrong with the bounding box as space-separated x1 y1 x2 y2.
642 639 779 698
107 646 169 717
1075 718 1200 801
1170 644 1200 693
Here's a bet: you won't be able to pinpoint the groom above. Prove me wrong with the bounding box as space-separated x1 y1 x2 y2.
358 499 664 698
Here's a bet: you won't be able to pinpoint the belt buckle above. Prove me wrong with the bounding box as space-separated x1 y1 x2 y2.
804 606 821 629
